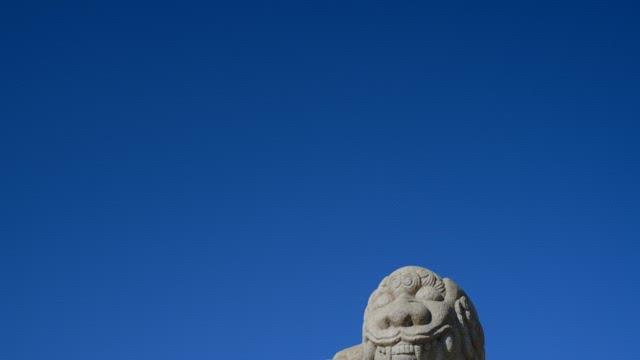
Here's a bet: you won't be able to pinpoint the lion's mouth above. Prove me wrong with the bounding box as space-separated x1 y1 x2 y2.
370 327 454 360
384 342 417 360
373 343 415 360
391 342 415 355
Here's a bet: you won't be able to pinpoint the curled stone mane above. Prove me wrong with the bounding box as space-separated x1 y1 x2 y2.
333 266 484 360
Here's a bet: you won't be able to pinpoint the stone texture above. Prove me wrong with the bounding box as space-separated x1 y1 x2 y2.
333 266 484 360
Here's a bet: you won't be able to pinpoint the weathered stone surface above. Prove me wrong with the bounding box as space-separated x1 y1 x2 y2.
333 266 484 360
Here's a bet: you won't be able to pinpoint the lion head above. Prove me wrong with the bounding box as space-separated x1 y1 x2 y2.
333 266 484 360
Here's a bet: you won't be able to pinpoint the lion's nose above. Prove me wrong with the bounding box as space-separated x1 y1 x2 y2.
388 308 415 327
379 296 432 328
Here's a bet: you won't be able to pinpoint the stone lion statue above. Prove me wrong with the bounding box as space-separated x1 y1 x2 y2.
333 266 484 360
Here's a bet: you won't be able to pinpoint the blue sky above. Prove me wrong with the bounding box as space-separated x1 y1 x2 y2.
2 1 639 360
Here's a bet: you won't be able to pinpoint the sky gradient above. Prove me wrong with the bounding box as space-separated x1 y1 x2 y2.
2 1 640 360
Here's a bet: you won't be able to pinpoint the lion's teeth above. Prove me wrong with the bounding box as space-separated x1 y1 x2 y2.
445 334 454 353
391 343 414 355
414 344 423 360
374 346 384 360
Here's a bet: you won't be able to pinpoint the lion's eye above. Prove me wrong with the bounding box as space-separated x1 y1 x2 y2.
415 286 444 301
373 293 392 308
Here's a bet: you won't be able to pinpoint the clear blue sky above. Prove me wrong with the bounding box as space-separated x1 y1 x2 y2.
2 1 639 359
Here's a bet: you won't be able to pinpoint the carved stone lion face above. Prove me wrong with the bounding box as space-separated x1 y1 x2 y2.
361 266 484 360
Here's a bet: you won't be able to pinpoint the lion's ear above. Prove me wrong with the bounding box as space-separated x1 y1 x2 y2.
454 293 485 360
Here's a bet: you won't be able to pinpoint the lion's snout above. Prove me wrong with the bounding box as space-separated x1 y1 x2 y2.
375 295 432 329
